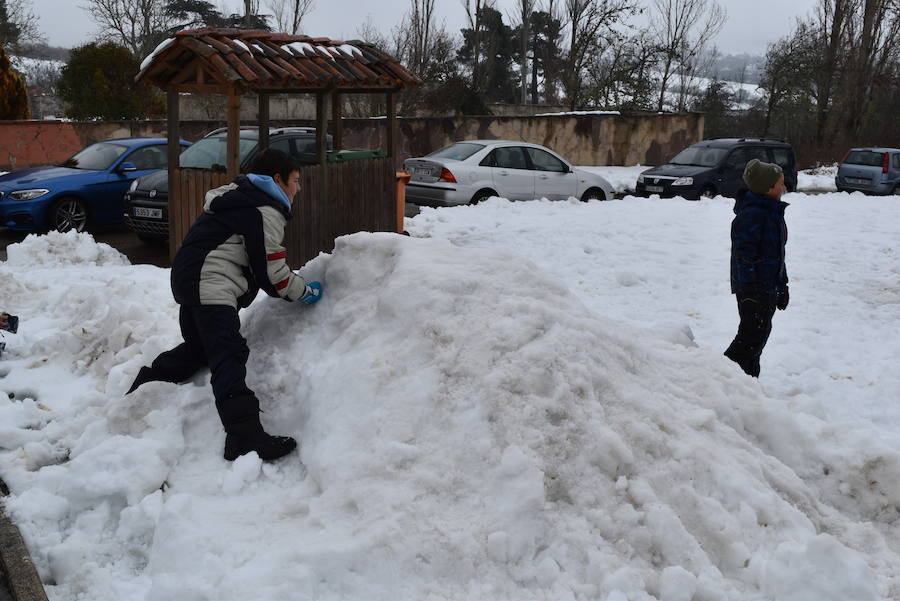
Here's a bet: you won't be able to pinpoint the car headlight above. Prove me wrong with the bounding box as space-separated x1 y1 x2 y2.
8 189 50 201
128 180 139 193
637 175 645 183
672 177 693 186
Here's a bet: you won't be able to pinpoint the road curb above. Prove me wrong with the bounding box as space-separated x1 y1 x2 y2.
0 479 49 601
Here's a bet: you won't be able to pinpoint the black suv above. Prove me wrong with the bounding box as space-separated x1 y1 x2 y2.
124 127 332 241
635 138 797 200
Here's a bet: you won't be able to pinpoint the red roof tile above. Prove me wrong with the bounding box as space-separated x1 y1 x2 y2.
136 28 421 92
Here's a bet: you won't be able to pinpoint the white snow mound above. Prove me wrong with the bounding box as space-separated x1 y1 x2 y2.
6 231 129 267
1 231 898 600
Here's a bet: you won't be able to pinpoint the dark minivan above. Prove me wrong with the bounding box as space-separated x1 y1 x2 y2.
635 138 797 200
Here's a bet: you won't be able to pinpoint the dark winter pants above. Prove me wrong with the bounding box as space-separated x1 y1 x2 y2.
724 292 777 377
150 305 255 425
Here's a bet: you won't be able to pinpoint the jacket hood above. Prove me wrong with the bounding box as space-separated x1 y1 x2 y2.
733 189 789 215
205 175 293 219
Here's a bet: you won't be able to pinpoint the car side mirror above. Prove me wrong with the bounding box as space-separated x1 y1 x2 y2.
117 162 138 172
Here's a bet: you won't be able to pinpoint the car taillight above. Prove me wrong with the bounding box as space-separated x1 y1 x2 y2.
439 168 457 183
884 153 890 173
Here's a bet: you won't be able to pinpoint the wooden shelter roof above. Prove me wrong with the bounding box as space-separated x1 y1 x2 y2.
135 28 422 93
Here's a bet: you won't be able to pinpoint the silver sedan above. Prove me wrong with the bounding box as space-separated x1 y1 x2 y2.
403 140 614 206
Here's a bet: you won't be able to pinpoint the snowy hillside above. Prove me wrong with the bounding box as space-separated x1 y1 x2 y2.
1 191 899 600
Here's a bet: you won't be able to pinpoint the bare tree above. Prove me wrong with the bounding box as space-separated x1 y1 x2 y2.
265 0 314 34
2 0 43 50
649 0 725 112
84 0 174 58
562 0 635 109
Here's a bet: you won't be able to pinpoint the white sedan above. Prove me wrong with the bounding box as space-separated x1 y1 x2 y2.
403 140 615 206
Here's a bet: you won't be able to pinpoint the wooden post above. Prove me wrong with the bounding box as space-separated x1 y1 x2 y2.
258 92 270 151
331 92 342 151
316 91 330 201
386 90 398 168
226 87 241 179
166 88 181 261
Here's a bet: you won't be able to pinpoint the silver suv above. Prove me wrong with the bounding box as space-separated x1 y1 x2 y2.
836 147 900 195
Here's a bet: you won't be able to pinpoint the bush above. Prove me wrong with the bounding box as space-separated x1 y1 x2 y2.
58 42 153 120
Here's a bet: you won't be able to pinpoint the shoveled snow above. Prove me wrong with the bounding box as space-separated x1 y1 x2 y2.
1 194 899 601
576 166 839 195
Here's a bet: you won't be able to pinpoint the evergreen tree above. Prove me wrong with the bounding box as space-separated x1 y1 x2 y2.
58 42 148 120
0 1 20 50
0 44 30 119
457 6 518 104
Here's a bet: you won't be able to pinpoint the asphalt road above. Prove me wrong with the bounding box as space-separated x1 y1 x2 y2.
0 226 170 267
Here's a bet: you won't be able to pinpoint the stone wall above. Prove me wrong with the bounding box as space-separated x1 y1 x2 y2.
0 112 704 171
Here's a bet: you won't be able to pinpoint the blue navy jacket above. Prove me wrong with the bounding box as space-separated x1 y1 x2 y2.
171 175 307 308
730 190 788 295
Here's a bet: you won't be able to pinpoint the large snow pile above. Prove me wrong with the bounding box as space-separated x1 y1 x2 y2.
1 195 900 600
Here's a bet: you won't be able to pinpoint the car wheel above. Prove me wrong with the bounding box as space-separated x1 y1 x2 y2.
47 197 88 233
699 185 717 200
581 187 607 202
469 189 496 205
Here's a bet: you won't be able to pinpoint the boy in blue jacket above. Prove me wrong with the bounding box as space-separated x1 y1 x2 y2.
724 158 789 377
127 149 322 461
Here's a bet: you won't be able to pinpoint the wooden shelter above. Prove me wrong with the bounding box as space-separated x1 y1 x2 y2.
135 28 421 263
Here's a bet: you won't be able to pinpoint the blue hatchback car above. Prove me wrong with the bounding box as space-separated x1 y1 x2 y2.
0 137 190 233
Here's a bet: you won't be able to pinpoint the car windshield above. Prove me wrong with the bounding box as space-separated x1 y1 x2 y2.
427 142 485 161
179 136 257 170
844 150 886 167
59 142 128 170
669 146 729 167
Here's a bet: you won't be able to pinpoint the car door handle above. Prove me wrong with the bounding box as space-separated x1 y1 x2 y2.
539 174 549 179
499 170 509 176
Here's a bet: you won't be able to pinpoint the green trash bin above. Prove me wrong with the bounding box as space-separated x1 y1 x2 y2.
332 149 386 162
295 149 385 165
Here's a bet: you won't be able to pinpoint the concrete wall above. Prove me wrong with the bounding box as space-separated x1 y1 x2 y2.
0 112 704 171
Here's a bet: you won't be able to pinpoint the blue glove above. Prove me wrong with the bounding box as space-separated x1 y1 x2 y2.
298 281 322 304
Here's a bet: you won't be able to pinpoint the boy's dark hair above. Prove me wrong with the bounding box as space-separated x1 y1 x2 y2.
249 148 301 181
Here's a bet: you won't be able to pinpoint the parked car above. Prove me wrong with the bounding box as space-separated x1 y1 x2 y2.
402 140 614 206
124 127 332 241
835 147 900 195
0 137 190 233
635 138 798 200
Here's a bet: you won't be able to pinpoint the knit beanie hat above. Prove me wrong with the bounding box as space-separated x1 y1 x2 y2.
742 158 783 195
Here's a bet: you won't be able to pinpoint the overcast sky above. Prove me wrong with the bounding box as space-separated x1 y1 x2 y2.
31 0 820 56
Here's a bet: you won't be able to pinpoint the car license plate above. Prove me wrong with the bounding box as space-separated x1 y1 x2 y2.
412 167 431 176
645 185 664 193
134 207 162 219
848 177 870 185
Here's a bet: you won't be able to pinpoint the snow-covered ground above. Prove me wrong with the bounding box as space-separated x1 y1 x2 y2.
2 191 900 601
580 165 837 195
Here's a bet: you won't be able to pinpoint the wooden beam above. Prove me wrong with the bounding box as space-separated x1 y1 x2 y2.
170 83 232 95
387 91 398 165
331 92 343 150
316 91 330 202
167 88 181 261
316 91 329 165
258 92 270 151
226 88 241 179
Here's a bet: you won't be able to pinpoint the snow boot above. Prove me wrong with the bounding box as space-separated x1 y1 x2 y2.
219 393 297 462
126 366 163 394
